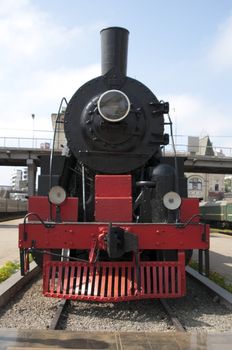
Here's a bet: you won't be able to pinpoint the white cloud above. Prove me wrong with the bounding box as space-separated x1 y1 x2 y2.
163 93 230 150
0 0 101 140
209 14 232 71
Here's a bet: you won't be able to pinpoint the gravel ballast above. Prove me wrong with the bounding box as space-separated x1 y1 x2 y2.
59 299 173 332
0 276 232 332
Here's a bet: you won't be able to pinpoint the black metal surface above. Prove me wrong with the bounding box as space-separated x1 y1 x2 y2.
64 26 169 174
161 157 187 197
106 225 138 258
64 75 165 173
101 27 129 75
151 163 176 223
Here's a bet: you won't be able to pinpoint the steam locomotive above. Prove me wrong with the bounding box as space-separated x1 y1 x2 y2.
19 27 209 302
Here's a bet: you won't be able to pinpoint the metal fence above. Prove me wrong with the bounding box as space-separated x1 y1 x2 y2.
0 137 52 150
1 135 232 157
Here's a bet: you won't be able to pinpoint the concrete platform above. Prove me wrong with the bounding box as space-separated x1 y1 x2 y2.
0 329 232 350
0 219 232 285
193 231 232 284
0 219 22 267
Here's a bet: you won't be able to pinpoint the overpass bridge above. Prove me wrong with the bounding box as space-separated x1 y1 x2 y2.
1 136 232 195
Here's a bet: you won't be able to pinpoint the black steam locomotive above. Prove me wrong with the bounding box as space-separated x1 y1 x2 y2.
19 27 209 302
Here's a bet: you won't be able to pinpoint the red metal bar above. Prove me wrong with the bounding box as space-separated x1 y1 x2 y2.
153 267 157 295
171 266 176 294
100 266 106 298
81 266 88 295
19 222 209 250
86 266 93 296
75 266 81 295
115 267 119 298
179 251 186 296
164 266 169 294
93 268 100 297
127 266 132 296
121 267 126 297
63 265 69 295
107 267 113 298
43 258 186 302
50 265 56 294
146 267 151 294
69 266 75 295
141 266 145 294
57 265 63 294
159 266 163 296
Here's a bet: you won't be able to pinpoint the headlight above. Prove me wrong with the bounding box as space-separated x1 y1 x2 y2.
163 191 181 210
97 89 130 122
48 186 66 205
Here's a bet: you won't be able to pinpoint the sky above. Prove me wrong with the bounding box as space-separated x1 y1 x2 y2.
1 0 232 184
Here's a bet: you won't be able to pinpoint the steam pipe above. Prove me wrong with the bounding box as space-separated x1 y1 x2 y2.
100 27 129 76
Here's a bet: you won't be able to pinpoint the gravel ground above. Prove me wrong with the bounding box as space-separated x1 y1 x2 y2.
167 277 232 333
59 299 173 332
59 277 232 333
0 277 59 329
0 275 232 332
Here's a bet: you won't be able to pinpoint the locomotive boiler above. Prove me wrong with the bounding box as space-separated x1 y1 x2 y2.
19 27 209 301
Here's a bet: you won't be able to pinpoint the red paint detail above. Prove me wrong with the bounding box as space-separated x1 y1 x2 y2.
19 222 210 250
28 196 78 222
180 198 200 223
43 257 186 301
95 175 132 222
89 238 98 264
178 251 186 295
95 175 131 197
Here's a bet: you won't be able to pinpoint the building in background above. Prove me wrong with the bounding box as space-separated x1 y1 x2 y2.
11 169 23 191
186 136 225 201
51 110 66 151
10 168 28 192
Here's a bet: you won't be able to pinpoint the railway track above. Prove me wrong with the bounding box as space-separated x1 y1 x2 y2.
49 298 187 332
159 299 186 332
49 299 67 330
1 264 232 332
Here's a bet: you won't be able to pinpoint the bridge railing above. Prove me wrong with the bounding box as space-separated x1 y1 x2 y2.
164 144 232 158
1 136 232 157
0 137 52 150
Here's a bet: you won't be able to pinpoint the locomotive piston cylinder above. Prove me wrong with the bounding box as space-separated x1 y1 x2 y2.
100 26 129 75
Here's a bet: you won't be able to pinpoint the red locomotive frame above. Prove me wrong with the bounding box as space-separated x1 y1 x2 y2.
19 175 209 302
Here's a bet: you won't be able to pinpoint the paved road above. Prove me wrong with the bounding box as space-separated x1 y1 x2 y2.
0 218 22 266
193 231 232 284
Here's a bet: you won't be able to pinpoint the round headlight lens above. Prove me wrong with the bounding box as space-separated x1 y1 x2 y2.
48 186 66 205
163 191 181 210
97 89 130 122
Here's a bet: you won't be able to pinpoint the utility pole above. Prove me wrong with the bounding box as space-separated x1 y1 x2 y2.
31 114 35 148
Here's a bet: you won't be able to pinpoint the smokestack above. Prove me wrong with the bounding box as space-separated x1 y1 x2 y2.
100 27 129 76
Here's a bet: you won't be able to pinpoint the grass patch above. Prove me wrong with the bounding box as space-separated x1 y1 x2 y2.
189 260 232 293
0 261 20 283
0 254 34 283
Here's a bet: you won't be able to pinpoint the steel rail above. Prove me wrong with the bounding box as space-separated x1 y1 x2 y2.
49 299 67 330
159 299 186 332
